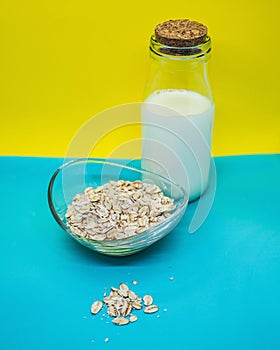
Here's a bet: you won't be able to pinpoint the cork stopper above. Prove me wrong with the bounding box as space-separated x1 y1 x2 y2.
155 19 208 48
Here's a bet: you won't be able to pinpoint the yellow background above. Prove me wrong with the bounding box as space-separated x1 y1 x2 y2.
1 0 279 157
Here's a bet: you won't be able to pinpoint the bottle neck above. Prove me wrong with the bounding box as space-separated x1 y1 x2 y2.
150 35 211 61
144 36 213 101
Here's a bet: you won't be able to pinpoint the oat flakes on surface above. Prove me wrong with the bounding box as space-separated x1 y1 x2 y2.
144 305 159 314
90 300 103 315
143 295 153 306
90 282 159 326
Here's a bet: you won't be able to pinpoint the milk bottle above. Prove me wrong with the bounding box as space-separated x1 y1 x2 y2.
142 20 214 201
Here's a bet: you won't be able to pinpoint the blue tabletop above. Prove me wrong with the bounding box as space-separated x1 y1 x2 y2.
0 155 280 350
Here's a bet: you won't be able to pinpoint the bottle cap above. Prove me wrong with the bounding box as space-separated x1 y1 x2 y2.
155 19 208 47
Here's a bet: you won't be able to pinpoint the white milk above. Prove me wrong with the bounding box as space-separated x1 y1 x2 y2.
142 89 214 201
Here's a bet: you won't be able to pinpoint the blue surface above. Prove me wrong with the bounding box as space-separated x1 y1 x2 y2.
0 155 280 350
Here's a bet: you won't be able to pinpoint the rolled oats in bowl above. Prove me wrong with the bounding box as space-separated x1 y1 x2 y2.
48 159 188 256
66 180 176 241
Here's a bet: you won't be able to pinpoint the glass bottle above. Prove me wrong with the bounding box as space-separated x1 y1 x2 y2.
142 33 214 201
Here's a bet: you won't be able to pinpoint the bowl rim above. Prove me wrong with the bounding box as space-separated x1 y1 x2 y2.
47 158 188 244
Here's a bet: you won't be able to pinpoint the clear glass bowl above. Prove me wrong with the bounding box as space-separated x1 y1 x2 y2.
48 159 188 256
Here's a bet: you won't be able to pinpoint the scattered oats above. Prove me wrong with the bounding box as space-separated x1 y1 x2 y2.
66 180 176 240
132 301 142 310
90 282 159 326
144 305 159 314
103 296 111 304
91 301 103 315
128 289 138 300
107 305 118 317
119 282 129 294
112 317 129 326
132 280 138 285
129 315 138 323
120 299 131 317
104 337 109 342
169 276 174 281
163 308 167 312
143 295 153 306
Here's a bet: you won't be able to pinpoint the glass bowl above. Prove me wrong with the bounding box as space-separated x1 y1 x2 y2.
48 159 188 256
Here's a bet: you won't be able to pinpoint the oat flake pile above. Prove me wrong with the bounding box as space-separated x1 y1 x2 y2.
65 180 176 240
91 282 159 326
